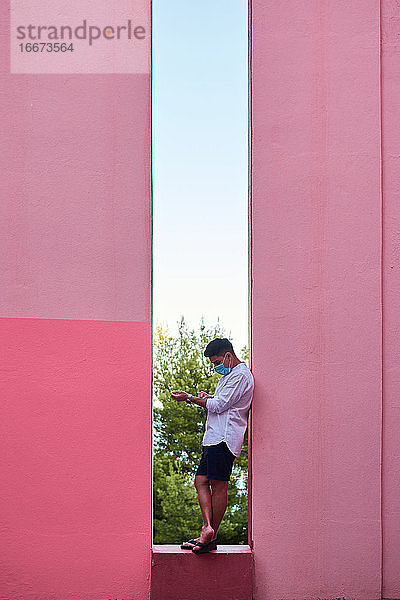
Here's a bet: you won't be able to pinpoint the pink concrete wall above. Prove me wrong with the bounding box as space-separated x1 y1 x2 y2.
250 1 383 599
1 318 151 599
381 1 400 597
151 546 253 600
0 0 152 598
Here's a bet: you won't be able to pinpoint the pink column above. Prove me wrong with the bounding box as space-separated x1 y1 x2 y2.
0 1 152 598
250 1 382 599
381 1 400 597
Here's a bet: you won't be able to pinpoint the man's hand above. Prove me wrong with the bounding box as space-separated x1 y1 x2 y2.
171 390 210 409
171 390 189 402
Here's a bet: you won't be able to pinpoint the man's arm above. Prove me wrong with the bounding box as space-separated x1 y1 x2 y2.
205 374 248 414
186 394 208 408
170 390 210 408
171 376 247 413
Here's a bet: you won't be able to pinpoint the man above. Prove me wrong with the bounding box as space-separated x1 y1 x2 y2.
171 337 254 554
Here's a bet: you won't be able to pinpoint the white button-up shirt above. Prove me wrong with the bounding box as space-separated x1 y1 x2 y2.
203 362 254 457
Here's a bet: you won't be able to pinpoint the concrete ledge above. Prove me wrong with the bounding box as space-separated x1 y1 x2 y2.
151 545 253 600
153 544 252 553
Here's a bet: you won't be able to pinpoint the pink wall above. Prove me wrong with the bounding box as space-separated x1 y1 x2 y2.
250 1 383 599
4 1 400 598
0 318 151 599
151 546 253 600
0 0 152 598
381 1 400 597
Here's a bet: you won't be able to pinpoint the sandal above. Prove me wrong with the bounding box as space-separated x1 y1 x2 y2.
192 538 218 554
180 538 200 550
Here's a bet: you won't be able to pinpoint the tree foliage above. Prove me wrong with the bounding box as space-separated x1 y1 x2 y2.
153 317 249 545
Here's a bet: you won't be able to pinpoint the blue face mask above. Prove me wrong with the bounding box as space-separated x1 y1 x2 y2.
214 353 231 376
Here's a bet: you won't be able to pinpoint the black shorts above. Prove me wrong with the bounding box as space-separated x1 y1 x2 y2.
195 441 236 482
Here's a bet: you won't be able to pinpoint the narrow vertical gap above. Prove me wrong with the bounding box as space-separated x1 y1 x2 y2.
150 0 154 548
151 0 250 548
247 0 253 550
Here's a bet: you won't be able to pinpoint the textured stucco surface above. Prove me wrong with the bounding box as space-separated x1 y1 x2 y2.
0 16 151 322
3 0 400 598
0 318 152 600
250 1 383 599
150 546 253 600
381 1 400 597
0 0 152 598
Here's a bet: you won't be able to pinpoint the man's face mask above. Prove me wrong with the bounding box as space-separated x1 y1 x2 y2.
214 353 231 376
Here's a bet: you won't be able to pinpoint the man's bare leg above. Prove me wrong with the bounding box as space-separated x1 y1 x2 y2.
209 479 228 536
190 475 215 546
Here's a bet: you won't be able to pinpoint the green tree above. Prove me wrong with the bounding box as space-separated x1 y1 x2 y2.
153 317 249 545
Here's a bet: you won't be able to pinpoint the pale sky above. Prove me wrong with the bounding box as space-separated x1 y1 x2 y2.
152 0 249 352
